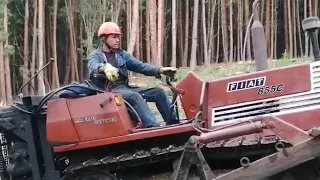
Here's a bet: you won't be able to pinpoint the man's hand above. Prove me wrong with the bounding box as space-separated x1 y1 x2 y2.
159 67 177 75
103 63 119 81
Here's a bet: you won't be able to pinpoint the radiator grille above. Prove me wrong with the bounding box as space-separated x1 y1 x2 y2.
311 61 320 90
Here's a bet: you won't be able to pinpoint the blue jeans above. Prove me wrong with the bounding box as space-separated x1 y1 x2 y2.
111 85 179 128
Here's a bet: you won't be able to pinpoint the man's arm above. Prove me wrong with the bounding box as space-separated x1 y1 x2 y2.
123 51 161 77
87 52 105 74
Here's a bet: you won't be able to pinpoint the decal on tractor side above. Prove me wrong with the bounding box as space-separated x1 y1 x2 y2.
73 116 117 124
227 76 266 92
74 116 96 123
94 117 117 124
257 84 284 95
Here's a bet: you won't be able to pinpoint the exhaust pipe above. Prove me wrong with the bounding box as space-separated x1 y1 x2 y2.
302 17 320 61
251 0 268 71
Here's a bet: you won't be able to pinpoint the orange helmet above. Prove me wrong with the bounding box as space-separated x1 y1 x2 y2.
98 22 122 37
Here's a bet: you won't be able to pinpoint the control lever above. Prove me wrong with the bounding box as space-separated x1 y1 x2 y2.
164 70 177 85
19 58 55 98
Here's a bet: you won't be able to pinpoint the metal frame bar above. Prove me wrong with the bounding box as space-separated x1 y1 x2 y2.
35 114 61 180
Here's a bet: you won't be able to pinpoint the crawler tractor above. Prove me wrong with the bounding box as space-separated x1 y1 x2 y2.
1 0 320 179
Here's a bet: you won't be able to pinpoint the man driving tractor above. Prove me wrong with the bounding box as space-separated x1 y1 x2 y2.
87 21 179 128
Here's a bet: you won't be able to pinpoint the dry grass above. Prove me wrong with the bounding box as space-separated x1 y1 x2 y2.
0 101 5 110
132 57 309 86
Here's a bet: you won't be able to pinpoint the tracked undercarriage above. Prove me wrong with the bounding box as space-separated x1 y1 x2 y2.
60 134 279 179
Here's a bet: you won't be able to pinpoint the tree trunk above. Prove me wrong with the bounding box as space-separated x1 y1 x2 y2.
297 0 303 56
139 1 143 61
177 0 184 66
79 19 84 80
304 0 308 56
171 0 177 67
146 0 151 63
111 0 122 24
245 0 251 60
64 35 71 84
52 0 59 88
45 13 51 84
293 0 297 57
157 0 164 65
149 0 158 65
208 0 218 63
315 0 318 17
274 0 277 59
190 0 199 70
215 1 221 63
288 0 293 57
265 0 271 58
65 0 79 82
202 0 209 66
31 0 38 95
127 0 139 54
270 0 274 59
228 0 233 62
126 0 131 49
221 0 228 62
38 0 46 95
237 1 241 61
308 0 313 58
23 0 29 95
0 41 5 104
134 2 140 60
4 0 12 103
182 0 189 67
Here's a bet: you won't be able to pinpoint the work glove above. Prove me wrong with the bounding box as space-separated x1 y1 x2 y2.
103 63 119 81
159 67 178 82
159 67 177 75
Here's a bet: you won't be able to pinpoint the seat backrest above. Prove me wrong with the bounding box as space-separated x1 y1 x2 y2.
59 82 98 99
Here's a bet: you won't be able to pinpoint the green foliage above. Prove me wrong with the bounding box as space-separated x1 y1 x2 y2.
0 31 8 41
58 6 67 19
3 44 14 56
79 0 107 21
78 0 112 55
140 0 147 10
273 52 291 67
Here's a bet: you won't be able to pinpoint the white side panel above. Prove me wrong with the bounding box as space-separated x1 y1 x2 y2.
211 61 320 126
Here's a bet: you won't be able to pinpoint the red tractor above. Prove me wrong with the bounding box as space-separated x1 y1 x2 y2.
1 0 320 179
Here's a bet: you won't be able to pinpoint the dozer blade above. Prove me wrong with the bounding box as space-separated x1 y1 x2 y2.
213 136 320 180
170 115 320 180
